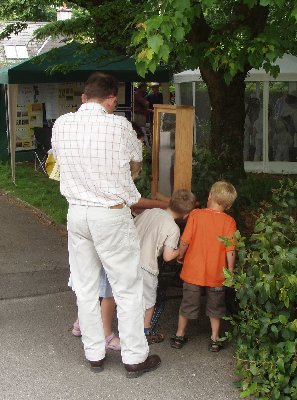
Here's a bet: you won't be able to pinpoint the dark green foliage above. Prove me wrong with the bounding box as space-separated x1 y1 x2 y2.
134 146 152 198
191 144 282 208
191 145 235 207
0 0 61 22
224 179 297 399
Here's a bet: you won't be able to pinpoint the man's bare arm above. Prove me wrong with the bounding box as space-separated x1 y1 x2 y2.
129 160 142 181
132 197 169 211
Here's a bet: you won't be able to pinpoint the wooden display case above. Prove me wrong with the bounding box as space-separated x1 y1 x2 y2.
151 104 194 198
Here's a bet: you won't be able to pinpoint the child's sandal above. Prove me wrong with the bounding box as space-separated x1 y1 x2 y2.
209 339 224 352
146 330 165 345
170 334 188 349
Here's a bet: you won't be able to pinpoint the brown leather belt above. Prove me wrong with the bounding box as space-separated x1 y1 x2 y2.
109 203 125 209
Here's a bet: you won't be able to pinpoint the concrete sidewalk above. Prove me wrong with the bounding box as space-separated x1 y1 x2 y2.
0 192 240 400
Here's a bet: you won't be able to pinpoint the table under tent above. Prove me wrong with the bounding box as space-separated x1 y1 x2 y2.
174 53 297 174
0 42 171 182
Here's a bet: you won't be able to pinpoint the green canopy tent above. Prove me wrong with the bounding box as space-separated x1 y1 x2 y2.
0 42 171 182
0 42 170 84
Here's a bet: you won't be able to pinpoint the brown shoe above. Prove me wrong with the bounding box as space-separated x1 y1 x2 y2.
89 358 105 373
124 354 161 378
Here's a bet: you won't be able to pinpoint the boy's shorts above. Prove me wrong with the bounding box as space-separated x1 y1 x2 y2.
141 268 158 310
179 282 226 319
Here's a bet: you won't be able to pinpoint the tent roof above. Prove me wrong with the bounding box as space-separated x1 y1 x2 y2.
174 53 297 83
0 42 171 84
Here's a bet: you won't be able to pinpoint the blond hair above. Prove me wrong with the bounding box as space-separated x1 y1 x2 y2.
210 181 237 209
169 189 196 216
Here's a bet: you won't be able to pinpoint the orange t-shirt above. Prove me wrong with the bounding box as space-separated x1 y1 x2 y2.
180 208 236 287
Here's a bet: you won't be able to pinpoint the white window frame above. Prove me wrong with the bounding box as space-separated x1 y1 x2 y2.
4 45 29 59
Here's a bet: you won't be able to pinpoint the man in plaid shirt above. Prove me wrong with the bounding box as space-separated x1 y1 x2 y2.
52 72 161 378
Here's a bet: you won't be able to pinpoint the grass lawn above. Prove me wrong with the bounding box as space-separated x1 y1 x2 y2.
0 161 67 225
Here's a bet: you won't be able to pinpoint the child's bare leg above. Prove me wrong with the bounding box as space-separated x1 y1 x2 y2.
144 307 154 329
208 316 223 351
101 297 116 337
170 314 189 348
209 316 220 341
101 297 121 350
176 314 189 337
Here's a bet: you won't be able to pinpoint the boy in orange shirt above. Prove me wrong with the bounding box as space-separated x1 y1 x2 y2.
170 181 237 352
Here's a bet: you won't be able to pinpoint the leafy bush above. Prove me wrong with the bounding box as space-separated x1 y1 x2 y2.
191 145 234 206
190 145 290 234
135 146 152 198
224 179 297 399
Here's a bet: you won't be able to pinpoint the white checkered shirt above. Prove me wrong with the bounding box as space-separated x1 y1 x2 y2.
51 102 142 207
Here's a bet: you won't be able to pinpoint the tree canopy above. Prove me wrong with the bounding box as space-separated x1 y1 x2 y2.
0 0 60 23
133 0 297 83
2 0 297 80
1 0 297 178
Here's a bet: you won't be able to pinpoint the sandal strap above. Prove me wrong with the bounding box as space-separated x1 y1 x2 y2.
209 339 224 351
210 339 223 346
105 332 115 346
170 335 188 344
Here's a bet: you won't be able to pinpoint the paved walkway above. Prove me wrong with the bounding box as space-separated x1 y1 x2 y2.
0 192 240 400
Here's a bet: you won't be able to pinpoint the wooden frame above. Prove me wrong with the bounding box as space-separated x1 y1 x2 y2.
151 104 194 198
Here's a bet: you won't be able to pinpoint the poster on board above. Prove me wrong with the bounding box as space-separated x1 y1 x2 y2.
16 82 126 151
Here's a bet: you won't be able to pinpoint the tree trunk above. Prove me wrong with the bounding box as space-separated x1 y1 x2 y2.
200 67 247 180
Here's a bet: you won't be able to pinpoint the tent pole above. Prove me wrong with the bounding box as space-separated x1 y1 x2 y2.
7 84 18 185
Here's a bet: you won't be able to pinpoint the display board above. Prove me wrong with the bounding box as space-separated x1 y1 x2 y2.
151 104 194 197
15 82 126 151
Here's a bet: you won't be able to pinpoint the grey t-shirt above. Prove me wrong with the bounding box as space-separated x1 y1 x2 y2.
134 208 180 276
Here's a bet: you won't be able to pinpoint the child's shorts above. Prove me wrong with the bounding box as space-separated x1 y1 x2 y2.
179 282 226 319
141 268 158 310
68 267 113 298
99 268 113 298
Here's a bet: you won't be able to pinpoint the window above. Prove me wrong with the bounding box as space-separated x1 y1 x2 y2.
4 45 28 59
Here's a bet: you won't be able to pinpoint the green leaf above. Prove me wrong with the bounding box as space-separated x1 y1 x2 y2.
133 29 145 45
135 60 146 78
147 34 164 53
240 382 257 397
173 26 185 42
172 0 191 11
290 360 297 373
279 314 288 324
159 44 170 62
271 324 278 334
273 389 281 399
250 363 258 375
292 7 297 21
277 358 285 373
286 341 296 354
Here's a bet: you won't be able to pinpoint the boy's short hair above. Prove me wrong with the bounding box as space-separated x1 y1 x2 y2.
169 189 196 216
84 72 118 100
210 181 237 209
